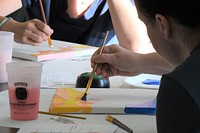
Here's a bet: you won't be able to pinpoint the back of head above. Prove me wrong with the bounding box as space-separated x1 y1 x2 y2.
135 0 200 29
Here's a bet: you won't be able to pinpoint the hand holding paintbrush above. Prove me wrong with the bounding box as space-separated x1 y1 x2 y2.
81 31 109 101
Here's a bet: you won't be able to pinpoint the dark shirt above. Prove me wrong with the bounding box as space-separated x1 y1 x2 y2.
156 42 200 133
49 0 116 46
7 0 50 22
10 0 118 46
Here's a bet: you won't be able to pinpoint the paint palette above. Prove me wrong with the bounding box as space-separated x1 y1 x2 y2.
123 74 162 89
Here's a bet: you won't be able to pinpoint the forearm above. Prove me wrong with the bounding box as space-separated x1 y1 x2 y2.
137 52 174 75
108 0 154 53
0 0 22 16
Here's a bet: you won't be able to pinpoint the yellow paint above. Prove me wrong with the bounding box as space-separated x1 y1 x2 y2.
49 88 93 113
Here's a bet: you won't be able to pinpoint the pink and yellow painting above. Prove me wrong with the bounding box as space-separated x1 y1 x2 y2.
49 88 156 114
49 88 95 113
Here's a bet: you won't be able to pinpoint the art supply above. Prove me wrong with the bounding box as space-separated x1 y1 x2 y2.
142 79 160 85
39 0 53 48
0 31 14 83
123 74 161 89
49 88 157 114
81 31 109 101
76 72 110 88
50 116 81 124
13 41 97 62
106 115 133 133
6 61 42 120
38 111 86 120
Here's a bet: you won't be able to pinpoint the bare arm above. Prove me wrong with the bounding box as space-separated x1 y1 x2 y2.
67 0 94 18
138 52 174 75
107 0 155 53
0 16 53 45
0 0 22 16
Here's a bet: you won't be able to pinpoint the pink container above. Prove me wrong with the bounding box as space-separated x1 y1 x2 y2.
6 61 42 120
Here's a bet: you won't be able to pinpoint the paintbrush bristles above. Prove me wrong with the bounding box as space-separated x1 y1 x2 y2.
81 93 87 101
106 115 114 122
48 36 53 48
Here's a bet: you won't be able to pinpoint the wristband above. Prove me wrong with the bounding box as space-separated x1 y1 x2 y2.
0 17 13 30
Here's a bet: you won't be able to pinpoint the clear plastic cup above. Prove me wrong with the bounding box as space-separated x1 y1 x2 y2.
0 31 14 83
6 61 43 120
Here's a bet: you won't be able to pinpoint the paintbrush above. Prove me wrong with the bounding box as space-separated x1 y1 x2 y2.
39 0 53 48
38 111 86 120
81 31 109 101
106 115 133 133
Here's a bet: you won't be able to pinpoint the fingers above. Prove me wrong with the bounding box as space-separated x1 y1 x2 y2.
18 30 41 46
14 19 53 45
26 19 53 42
95 63 118 80
22 28 45 44
95 63 110 80
92 45 112 60
33 19 53 36
91 45 119 64
91 45 118 79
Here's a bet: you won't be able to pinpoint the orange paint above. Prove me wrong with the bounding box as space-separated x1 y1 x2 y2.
49 88 94 113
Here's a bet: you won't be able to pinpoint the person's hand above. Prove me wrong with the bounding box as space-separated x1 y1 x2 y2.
91 44 143 79
3 19 53 45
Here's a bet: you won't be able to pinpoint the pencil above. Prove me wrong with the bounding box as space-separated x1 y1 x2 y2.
106 115 133 133
39 0 53 48
81 31 109 101
38 111 86 120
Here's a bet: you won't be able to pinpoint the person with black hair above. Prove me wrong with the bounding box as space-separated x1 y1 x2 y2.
91 0 200 132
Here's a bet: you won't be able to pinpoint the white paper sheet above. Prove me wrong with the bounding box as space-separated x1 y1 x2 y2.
17 123 118 133
41 57 92 88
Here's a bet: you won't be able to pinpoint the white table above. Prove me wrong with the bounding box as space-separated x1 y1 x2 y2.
0 88 157 133
0 41 158 133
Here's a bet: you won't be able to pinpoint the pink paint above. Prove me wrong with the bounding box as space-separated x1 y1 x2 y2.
8 87 40 120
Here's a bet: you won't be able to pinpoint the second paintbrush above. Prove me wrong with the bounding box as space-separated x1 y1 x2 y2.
106 115 133 133
81 31 109 101
39 0 53 48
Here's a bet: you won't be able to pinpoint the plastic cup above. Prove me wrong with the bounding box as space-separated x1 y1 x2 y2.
0 31 14 83
6 61 43 120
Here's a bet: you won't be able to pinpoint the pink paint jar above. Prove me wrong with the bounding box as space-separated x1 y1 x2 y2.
6 61 42 120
